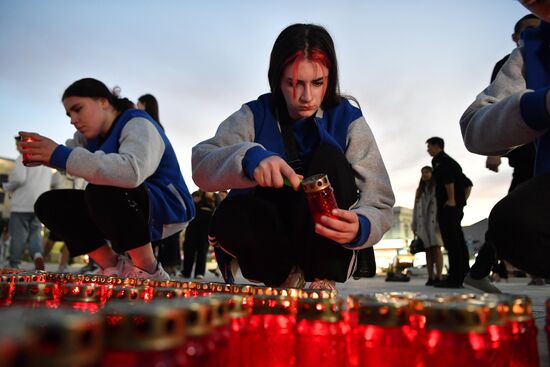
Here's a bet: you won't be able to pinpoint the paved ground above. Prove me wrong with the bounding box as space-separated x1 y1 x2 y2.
17 261 550 366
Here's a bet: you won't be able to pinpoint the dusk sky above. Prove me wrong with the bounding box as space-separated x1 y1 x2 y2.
0 1 534 226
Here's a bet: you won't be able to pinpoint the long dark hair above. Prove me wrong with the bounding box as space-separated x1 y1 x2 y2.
268 23 342 110
62 78 134 112
416 166 435 200
138 94 162 126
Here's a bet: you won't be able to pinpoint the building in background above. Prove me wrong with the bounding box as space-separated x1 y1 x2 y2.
374 206 414 270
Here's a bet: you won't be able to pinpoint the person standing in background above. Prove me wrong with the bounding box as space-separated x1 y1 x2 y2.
426 137 469 288
137 93 182 276
411 166 444 285
2 136 52 270
182 190 217 279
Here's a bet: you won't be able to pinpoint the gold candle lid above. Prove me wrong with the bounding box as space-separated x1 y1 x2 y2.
209 282 233 293
103 302 185 350
105 286 153 303
178 299 213 337
424 302 487 333
299 288 338 299
60 283 103 303
188 281 211 294
358 299 409 327
209 296 231 327
12 272 47 283
12 282 57 302
302 174 331 193
297 298 343 322
224 294 251 318
153 287 187 300
466 299 509 326
232 284 253 295
508 295 533 322
251 295 296 315
23 307 103 367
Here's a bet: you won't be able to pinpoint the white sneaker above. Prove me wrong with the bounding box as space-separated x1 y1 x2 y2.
308 279 336 291
100 256 133 277
464 273 502 294
124 262 170 280
279 266 306 288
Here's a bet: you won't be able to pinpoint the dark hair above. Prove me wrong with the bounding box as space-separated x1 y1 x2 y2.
62 78 135 112
138 94 161 125
416 166 435 200
426 137 444 149
268 23 341 110
514 14 538 35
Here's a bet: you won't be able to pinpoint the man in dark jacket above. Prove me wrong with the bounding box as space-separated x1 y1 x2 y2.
426 137 469 288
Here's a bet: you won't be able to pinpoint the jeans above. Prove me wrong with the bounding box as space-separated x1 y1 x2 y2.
8 212 43 267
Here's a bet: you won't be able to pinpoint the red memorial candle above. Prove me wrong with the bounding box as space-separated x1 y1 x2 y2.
247 295 297 367
20 135 41 167
102 302 186 367
423 302 499 367
357 299 418 367
302 174 338 224
295 298 347 367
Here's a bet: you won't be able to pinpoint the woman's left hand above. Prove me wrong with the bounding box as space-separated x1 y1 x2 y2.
315 208 360 244
18 131 58 166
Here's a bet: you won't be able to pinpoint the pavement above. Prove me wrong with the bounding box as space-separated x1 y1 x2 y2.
14 261 550 366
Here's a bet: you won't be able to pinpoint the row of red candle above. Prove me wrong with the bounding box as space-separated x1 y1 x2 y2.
0 270 547 367
2 291 544 367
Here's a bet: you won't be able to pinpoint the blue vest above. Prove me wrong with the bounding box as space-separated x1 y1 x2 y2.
87 109 195 240
245 93 363 157
523 21 550 175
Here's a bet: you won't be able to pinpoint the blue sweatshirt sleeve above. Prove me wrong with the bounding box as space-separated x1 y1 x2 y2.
242 146 280 179
344 214 371 248
49 145 72 170
520 87 550 130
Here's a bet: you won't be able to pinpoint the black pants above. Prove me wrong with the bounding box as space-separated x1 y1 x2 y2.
152 232 181 267
34 185 150 256
437 205 469 282
488 172 550 278
182 234 209 277
209 143 359 286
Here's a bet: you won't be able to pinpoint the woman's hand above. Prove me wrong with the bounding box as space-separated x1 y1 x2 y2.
18 131 58 166
253 155 302 190
315 208 360 244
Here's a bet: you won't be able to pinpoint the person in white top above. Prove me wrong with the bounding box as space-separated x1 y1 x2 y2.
2 136 52 269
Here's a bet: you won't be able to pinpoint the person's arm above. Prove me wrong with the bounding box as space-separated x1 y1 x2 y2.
444 183 456 207
460 48 547 155
319 116 395 249
192 104 276 192
51 117 165 187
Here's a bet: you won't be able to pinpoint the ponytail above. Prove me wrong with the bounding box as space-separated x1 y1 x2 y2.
62 78 134 112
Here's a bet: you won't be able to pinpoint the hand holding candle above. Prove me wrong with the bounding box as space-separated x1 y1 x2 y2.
18 131 59 167
302 174 360 244
253 155 302 190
